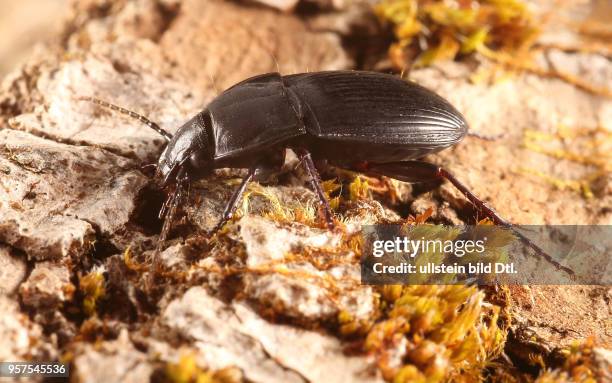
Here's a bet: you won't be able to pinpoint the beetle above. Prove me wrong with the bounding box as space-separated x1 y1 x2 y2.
81 70 573 275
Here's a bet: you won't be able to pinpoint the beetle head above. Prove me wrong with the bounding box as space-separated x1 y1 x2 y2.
156 112 213 186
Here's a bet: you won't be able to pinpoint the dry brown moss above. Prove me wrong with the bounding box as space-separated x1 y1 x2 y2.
486 338 603 383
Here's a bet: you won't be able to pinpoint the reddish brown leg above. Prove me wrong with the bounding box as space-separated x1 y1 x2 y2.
357 160 575 277
295 149 335 229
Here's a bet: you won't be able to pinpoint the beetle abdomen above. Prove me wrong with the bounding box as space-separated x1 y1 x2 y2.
283 71 467 150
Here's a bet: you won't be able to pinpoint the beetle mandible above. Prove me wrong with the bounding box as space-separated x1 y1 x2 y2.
81 70 573 275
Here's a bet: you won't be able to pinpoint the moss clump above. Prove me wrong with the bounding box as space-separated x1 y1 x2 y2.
164 353 242 383
487 338 603 383
532 338 600 383
335 210 510 382
321 178 342 210
375 0 538 69
357 285 509 382
242 183 318 227
349 176 370 201
375 0 611 97
79 271 106 316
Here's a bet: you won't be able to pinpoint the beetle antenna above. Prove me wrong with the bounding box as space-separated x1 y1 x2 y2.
78 96 173 141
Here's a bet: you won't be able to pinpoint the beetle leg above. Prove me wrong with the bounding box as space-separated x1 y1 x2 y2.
295 149 335 230
357 160 575 277
158 168 189 252
210 167 257 234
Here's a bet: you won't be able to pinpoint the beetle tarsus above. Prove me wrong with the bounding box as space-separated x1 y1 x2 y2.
296 149 335 230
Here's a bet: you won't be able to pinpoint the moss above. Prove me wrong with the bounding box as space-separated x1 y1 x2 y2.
349 176 370 201
375 0 538 68
322 178 342 210
165 353 210 383
336 208 513 381
196 161 594 383
243 183 318 227
124 246 150 272
354 285 509 382
375 0 611 97
532 338 600 383
79 271 106 316
164 353 242 383
519 124 611 198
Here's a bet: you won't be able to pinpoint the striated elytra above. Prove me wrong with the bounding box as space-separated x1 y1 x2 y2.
82 70 573 275
156 70 467 183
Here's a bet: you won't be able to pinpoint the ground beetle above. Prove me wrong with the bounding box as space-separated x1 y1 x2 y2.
81 70 573 275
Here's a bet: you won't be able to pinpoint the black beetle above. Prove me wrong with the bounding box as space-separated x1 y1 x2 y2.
81 70 572 275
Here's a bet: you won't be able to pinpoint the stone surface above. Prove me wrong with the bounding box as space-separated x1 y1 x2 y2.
20 261 73 309
72 329 153 383
0 129 148 260
0 295 43 361
8 54 199 162
162 286 383 383
158 0 351 91
248 0 300 12
510 285 612 349
410 60 611 226
239 216 375 322
0 244 27 295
